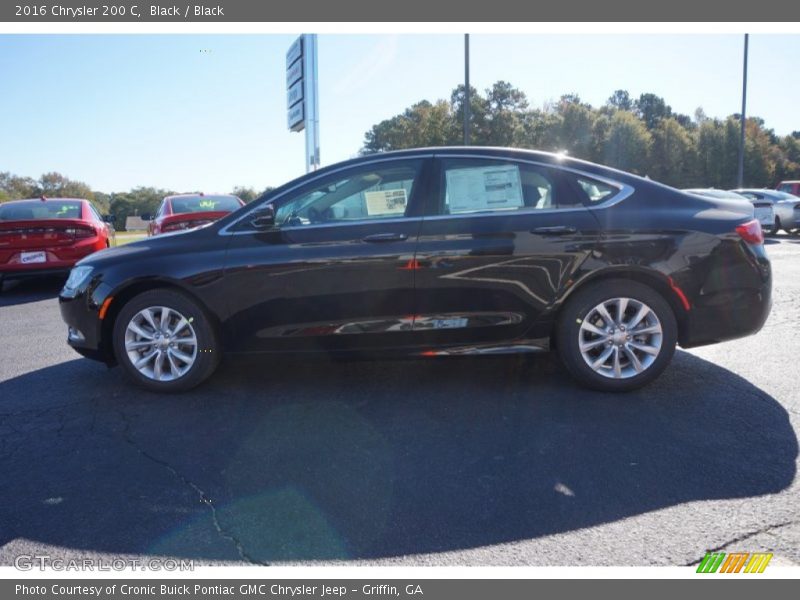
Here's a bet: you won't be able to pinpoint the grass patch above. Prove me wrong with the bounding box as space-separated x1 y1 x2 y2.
115 232 147 246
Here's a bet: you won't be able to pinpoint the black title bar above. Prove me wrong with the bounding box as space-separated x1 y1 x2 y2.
3 0 800 22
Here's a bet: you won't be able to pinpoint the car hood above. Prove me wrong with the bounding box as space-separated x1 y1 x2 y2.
74 226 203 268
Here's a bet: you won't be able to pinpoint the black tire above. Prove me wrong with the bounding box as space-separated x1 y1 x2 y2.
769 217 781 236
555 279 677 392
112 288 220 393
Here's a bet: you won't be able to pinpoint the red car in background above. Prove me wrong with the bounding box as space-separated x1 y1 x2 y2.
0 197 114 286
776 180 800 196
147 194 245 236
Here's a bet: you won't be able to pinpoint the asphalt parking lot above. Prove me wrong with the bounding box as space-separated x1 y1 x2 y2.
1 237 798 567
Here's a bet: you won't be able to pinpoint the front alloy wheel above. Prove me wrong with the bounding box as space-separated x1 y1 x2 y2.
124 306 198 381
113 289 219 392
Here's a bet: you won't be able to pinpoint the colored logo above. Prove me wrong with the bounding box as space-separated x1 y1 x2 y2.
696 552 773 573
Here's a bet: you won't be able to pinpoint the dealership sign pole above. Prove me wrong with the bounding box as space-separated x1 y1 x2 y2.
287 34 320 173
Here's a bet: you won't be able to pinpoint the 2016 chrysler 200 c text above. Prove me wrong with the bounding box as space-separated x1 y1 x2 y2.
59 148 772 393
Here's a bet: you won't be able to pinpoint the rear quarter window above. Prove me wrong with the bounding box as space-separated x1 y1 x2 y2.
573 177 619 205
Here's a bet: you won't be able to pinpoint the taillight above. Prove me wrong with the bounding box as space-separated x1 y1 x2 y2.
735 219 764 245
65 227 97 239
162 221 191 232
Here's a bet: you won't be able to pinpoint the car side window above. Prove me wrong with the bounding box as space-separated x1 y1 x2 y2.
573 177 618 204
438 159 557 215
274 160 423 227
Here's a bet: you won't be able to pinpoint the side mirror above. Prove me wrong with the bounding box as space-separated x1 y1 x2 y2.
250 205 275 230
102 214 116 223
139 213 153 221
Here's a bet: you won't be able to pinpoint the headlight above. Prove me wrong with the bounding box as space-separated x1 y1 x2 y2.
64 266 94 292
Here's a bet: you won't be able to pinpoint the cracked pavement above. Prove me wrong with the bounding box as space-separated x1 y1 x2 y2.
0 237 798 566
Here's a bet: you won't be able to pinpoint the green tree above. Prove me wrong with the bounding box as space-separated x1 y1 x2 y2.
556 97 596 159
607 90 634 111
37 172 94 201
649 118 696 186
0 172 38 201
695 119 727 188
602 111 652 174
635 93 672 130
232 186 259 203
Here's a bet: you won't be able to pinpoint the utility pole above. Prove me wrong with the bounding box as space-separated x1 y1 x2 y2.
464 34 471 146
737 33 749 188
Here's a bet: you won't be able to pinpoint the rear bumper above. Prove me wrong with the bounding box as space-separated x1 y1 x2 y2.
679 242 772 348
680 285 771 347
1 239 105 277
0 266 71 281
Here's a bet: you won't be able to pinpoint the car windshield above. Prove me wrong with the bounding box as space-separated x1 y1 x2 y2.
0 200 82 221
169 196 241 214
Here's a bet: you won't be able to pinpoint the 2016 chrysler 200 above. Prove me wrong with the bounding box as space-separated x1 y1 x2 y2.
59 148 772 393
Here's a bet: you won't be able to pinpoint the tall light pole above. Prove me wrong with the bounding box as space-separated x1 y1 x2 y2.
737 33 749 188
464 33 471 146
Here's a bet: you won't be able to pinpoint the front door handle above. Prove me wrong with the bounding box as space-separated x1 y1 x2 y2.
531 226 577 235
362 232 409 243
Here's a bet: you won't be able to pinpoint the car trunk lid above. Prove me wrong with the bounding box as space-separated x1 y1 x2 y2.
0 219 95 249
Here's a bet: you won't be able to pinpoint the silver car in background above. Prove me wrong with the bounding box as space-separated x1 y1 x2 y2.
683 188 774 231
731 188 800 235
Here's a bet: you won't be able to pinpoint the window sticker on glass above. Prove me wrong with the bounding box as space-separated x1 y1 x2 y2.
365 189 407 216
446 165 524 213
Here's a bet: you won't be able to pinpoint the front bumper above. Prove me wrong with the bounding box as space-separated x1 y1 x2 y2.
59 281 113 363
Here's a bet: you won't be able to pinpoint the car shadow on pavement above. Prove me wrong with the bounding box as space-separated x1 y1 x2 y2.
0 277 65 307
0 350 796 564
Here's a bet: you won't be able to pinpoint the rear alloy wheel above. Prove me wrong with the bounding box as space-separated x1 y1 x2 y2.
113 289 219 392
556 280 677 392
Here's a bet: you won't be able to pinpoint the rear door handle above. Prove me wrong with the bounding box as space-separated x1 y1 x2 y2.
531 226 577 235
362 232 409 243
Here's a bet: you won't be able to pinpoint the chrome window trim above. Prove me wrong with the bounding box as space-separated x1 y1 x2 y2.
434 152 635 215
217 154 434 236
218 152 635 236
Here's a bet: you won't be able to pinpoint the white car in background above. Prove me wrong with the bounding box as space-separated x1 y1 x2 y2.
731 189 800 235
683 188 774 231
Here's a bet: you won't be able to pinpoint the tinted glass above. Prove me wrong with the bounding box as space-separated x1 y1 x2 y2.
170 196 242 214
439 158 556 215
575 177 618 204
274 160 422 227
0 200 82 221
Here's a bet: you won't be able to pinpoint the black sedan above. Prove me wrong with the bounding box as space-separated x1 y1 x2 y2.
59 148 772 393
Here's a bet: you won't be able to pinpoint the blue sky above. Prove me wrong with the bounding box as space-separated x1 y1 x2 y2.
0 34 798 193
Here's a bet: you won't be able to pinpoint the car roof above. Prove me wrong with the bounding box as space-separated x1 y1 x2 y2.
253 146 664 204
